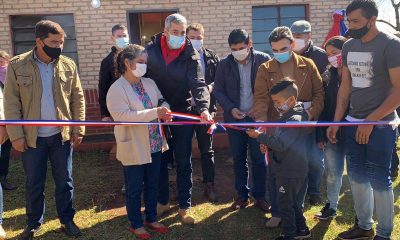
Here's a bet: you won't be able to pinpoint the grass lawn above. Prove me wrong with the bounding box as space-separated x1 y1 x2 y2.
2 149 400 240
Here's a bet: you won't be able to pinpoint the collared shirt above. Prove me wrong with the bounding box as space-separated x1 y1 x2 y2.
33 51 60 137
237 56 253 113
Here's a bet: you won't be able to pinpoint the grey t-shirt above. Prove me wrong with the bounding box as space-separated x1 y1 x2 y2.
342 32 400 120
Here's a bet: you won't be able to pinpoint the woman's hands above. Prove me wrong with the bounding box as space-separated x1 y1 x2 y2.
157 107 173 122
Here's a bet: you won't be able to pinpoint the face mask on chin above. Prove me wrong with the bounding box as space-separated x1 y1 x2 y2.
346 20 372 39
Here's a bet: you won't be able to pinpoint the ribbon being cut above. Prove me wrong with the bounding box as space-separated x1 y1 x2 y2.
1 112 399 167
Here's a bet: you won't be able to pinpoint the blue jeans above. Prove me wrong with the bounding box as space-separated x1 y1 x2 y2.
307 130 324 197
345 125 396 238
324 141 346 210
21 133 74 228
227 127 266 200
124 152 161 229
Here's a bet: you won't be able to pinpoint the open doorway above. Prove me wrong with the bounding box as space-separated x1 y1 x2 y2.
128 10 177 46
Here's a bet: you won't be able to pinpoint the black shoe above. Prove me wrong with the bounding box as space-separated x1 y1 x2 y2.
314 203 337 220
61 221 81 237
338 226 374 240
20 226 41 240
373 236 390 240
295 227 311 239
309 195 322 206
0 177 17 191
373 235 390 240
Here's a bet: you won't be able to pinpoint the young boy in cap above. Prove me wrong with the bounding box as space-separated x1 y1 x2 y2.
248 78 310 240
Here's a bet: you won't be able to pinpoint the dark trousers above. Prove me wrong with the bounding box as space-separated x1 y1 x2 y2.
21 134 74 228
276 176 308 239
0 139 12 178
124 152 161 229
194 125 215 183
158 125 195 209
268 164 280 217
158 136 173 205
227 126 266 200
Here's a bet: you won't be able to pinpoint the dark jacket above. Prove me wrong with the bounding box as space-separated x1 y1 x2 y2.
257 103 309 178
302 41 329 75
201 48 219 113
145 33 210 114
98 46 119 118
214 48 270 123
316 67 347 143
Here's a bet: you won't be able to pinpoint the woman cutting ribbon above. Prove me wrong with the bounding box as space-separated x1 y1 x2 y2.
106 44 172 239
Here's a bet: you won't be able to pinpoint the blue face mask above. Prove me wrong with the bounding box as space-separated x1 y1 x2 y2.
116 37 129 49
274 50 292 63
168 34 186 49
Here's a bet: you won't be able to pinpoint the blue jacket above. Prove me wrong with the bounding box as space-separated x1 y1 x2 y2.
257 103 309 178
145 33 210 114
214 49 270 123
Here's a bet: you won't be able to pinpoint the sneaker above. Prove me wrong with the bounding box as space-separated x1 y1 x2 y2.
338 226 374 240
0 225 6 240
178 208 195 225
309 195 322 206
157 202 170 217
266 217 281 228
20 226 41 240
295 227 311 239
61 221 81 237
0 177 17 191
314 203 337 220
373 236 390 240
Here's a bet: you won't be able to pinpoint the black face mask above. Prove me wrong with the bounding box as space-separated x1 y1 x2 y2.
43 44 62 60
345 22 371 39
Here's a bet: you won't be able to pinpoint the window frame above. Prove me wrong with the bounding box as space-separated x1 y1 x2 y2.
252 4 310 54
10 13 78 64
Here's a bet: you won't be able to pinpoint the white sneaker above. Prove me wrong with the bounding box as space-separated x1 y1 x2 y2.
0 224 6 239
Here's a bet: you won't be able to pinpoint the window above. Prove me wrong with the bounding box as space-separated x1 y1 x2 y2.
128 10 177 45
252 5 307 54
11 14 78 64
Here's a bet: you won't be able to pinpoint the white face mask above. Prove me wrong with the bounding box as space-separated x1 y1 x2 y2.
190 39 203 51
132 63 147 78
293 38 306 52
232 48 249 61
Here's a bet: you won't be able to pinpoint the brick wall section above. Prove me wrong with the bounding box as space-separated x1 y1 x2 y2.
0 0 351 136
